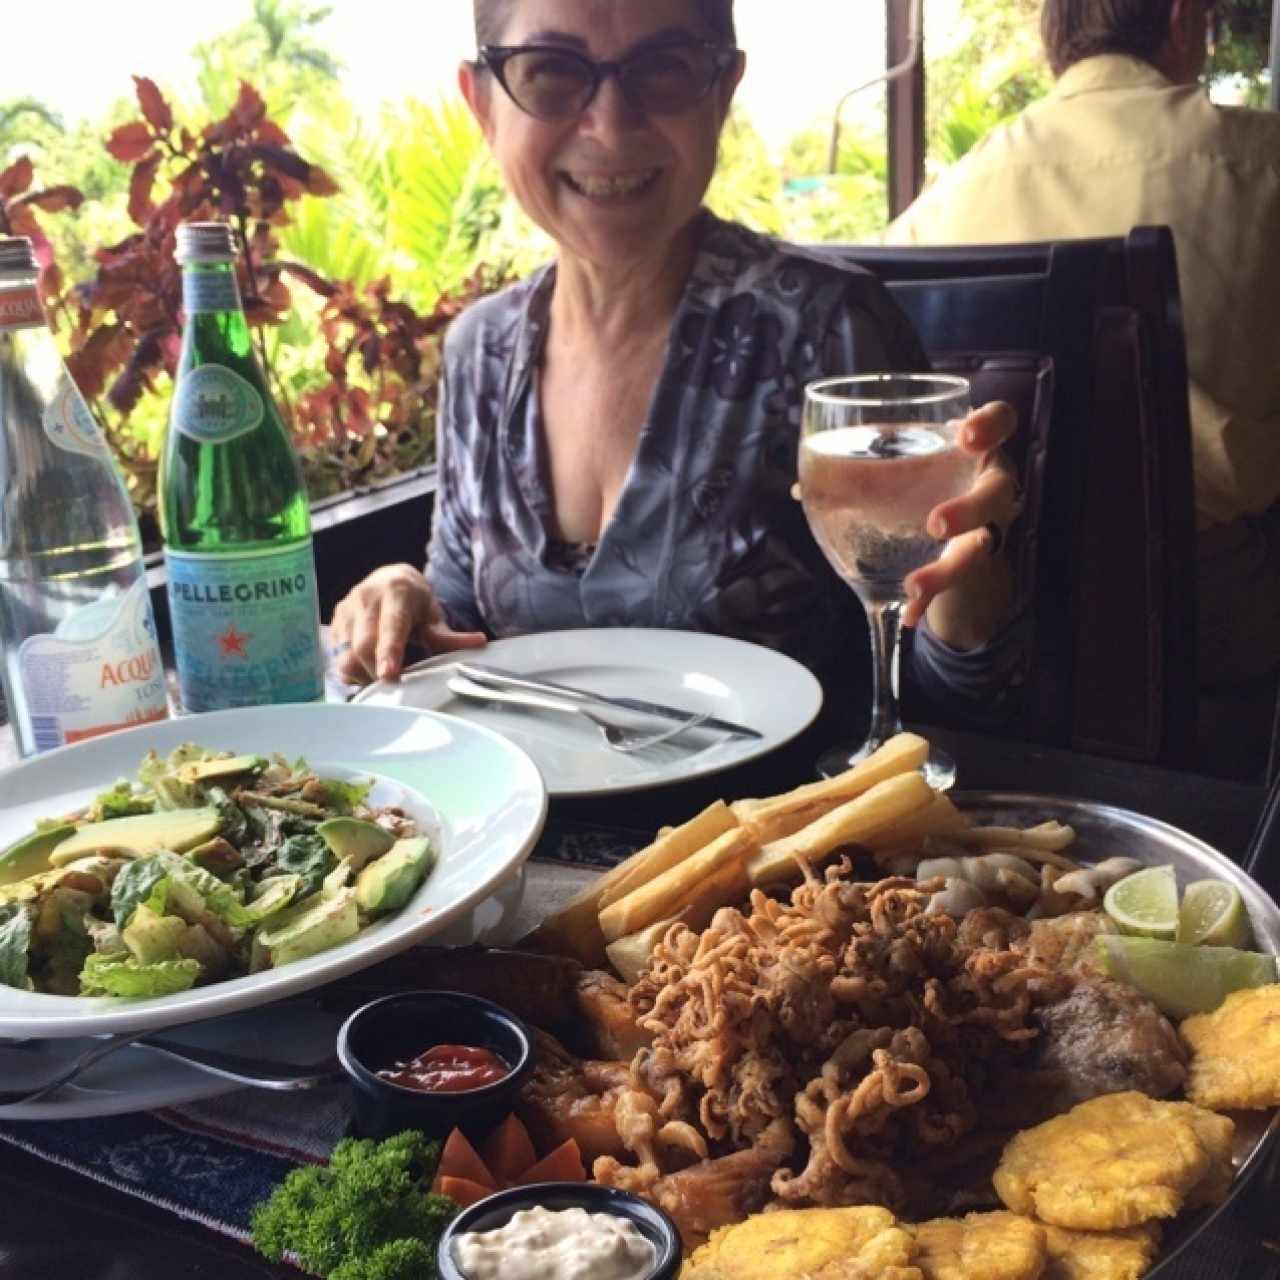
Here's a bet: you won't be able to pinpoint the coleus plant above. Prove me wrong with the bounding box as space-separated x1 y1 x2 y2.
0 157 84 297
32 75 497 519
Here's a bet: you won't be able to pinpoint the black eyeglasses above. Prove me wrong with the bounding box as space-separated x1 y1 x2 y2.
478 41 741 121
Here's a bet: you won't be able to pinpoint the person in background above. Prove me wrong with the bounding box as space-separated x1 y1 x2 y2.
885 0 1280 770
331 0 1022 723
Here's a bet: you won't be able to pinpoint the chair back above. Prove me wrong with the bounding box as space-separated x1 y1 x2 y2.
838 227 1197 765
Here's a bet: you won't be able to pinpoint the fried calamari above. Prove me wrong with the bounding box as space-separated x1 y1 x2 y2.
596 868 1069 1228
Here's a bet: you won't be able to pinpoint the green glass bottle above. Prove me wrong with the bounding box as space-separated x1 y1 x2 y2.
160 222 323 712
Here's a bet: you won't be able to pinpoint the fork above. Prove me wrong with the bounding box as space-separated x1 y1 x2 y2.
447 675 710 753
0 1032 342 1107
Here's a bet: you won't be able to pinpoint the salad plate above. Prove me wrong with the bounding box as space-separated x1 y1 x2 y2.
353 628 824 798
0 703 546 1039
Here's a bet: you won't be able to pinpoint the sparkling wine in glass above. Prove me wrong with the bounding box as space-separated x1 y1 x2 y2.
799 373 975 788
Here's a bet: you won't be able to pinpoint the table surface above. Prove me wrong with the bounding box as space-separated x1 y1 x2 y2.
0 704 1273 1280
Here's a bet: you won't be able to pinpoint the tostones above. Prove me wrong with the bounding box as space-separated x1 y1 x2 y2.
1181 983 1280 1111
680 1205 922 1280
992 1091 1213 1230
1166 1101 1235 1207
1040 1222 1162 1280
910 1210 1046 1280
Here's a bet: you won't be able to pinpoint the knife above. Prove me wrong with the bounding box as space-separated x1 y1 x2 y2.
454 661 763 740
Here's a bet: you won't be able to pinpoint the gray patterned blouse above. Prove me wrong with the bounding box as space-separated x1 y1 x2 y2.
426 211 1020 710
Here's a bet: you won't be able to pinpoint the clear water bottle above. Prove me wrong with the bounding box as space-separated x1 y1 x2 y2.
160 222 323 712
0 236 168 756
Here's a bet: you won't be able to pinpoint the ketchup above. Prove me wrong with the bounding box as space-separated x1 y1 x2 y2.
377 1043 510 1092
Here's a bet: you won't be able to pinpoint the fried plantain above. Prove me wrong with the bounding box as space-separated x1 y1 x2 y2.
992 1091 1215 1230
680 1205 922 1280
1040 1222 1162 1280
909 1210 1046 1280
1181 983 1280 1111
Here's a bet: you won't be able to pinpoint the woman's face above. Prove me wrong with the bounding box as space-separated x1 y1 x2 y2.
461 0 743 270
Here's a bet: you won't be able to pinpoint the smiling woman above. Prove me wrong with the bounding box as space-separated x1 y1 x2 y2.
328 0 1024 731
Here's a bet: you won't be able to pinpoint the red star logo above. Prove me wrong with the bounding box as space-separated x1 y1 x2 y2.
216 624 251 658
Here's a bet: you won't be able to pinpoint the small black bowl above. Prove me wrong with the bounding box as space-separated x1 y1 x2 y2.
436 1182 683 1280
337 990 533 1141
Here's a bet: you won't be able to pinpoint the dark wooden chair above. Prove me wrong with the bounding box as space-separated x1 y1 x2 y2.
836 227 1198 766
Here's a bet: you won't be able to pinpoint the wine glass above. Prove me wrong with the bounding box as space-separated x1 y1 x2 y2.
799 373 975 789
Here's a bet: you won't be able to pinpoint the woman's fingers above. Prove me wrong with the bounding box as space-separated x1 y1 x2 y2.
956 399 1016 453
329 564 436 685
927 456 1020 542
903 526 996 624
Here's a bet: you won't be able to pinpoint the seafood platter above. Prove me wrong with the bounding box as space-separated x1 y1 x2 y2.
407 732 1280 1280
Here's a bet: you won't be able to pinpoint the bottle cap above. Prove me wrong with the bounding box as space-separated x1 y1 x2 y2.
0 236 39 279
175 222 237 265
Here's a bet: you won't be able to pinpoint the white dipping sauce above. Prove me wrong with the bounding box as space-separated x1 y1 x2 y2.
453 1204 656 1280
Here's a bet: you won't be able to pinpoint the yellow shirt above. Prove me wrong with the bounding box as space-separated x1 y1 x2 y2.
886 55 1280 529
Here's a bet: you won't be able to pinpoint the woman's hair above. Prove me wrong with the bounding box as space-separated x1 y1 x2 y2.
1041 0 1177 76
473 0 737 47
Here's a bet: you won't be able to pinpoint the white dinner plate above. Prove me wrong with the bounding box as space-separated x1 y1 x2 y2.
0 703 546 1040
352 629 824 798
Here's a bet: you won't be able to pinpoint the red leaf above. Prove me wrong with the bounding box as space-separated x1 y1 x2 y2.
0 157 34 200
65 323 134 401
128 155 162 227
281 262 336 299
107 123 155 165
133 76 173 134
306 166 340 197
15 184 85 214
231 82 266 132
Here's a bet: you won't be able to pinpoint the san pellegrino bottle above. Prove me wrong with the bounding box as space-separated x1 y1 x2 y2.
0 236 168 756
160 222 323 712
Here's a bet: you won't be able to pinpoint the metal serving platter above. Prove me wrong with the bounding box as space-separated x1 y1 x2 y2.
955 792 1279 1275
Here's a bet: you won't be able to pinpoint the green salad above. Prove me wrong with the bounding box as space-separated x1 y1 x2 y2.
0 745 435 999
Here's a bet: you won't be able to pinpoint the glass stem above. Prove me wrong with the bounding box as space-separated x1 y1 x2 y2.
865 599 905 749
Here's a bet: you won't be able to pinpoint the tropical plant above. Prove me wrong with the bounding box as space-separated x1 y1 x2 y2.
0 155 84 297
31 75 483 522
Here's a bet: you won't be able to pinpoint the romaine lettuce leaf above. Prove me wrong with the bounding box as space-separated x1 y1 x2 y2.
274 834 336 897
111 857 174 928
79 952 200 998
90 781 155 822
0 904 33 990
309 777 374 814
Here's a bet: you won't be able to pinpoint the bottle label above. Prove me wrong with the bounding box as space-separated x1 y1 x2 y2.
0 286 43 333
183 271 242 316
13 578 168 754
41 373 112 460
165 540 324 713
172 364 264 443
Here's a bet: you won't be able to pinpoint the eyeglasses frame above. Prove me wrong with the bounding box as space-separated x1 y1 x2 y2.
476 39 743 120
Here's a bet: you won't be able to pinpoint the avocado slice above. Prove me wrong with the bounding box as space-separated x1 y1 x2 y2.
48 808 222 865
355 837 435 915
316 818 395 870
257 887 359 967
122 902 188 965
0 824 77 887
174 754 265 785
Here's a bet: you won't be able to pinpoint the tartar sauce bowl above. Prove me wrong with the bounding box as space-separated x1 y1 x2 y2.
337 990 533 1141
437 1182 682 1280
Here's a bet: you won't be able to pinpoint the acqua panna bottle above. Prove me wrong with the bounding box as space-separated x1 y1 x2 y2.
0 235 168 755
160 222 323 712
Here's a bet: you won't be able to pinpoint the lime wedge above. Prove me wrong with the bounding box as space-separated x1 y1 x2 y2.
1096 935 1277 1019
1103 865 1178 939
1177 879 1254 948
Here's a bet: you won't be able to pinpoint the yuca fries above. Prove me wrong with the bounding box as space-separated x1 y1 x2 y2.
748 770 935 888
528 799 739 965
606 911 695 984
863 792 971 855
599 825 757 943
733 733 929 844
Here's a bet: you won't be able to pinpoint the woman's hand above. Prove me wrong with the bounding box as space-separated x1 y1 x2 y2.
902 400 1020 648
329 564 486 685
